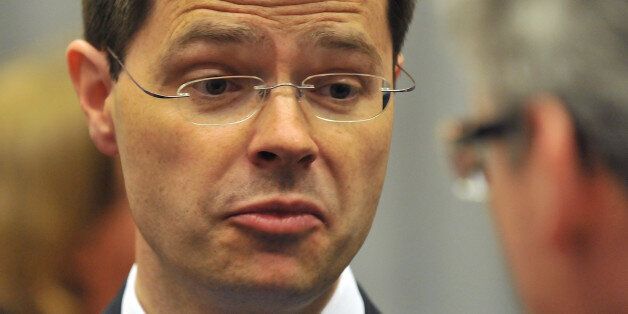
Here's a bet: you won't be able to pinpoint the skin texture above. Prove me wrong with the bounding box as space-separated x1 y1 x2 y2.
68 0 398 312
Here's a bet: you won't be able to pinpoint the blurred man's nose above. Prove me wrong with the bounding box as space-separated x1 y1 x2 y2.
246 87 319 169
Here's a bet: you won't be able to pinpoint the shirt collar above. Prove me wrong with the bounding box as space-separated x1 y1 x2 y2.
121 264 364 314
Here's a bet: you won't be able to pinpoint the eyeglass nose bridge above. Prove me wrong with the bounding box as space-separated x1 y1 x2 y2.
253 82 315 100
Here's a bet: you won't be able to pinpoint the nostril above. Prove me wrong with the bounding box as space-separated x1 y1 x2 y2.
258 151 278 161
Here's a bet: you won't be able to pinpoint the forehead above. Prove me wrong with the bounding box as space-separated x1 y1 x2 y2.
128 0 391 67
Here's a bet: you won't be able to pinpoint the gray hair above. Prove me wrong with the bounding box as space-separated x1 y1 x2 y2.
446 0 628 186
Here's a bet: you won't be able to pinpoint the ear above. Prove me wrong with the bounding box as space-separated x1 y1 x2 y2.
394 53 405 80
67 39 118 156
524 95 592 254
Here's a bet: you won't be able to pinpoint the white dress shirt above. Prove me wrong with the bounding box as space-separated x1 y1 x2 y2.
121 264 365 314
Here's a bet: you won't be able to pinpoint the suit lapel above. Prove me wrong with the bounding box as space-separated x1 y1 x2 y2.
102 281 125 314
358 283 381 314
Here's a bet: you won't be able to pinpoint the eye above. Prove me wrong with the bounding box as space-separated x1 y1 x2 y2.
326 83 356 99
185 78 242 97
202 79 228 95
313 77 363 100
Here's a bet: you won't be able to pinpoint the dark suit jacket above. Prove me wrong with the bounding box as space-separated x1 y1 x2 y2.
103 281 381 314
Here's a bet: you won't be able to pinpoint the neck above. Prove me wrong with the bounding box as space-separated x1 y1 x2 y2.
133 234 338 314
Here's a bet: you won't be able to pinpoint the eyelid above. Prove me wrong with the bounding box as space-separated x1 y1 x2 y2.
164 61 241 84
182 70 236 82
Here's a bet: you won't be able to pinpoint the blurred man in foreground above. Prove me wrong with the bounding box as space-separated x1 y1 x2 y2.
444 0 628 312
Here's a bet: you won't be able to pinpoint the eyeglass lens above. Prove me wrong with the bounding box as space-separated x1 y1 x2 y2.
175 74 390 125
446 123 490 202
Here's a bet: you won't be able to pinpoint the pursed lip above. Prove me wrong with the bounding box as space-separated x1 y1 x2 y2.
224 197 328 235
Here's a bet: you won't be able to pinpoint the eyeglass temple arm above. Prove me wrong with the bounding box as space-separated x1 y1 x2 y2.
106 47 186 99
384 65 416 93
455 116 518 145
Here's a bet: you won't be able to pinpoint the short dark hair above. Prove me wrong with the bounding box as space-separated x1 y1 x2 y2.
389 0 417 62
82 0 152 79
82 0 416 79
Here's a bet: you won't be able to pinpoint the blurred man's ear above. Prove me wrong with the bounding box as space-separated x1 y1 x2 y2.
67 40 117 156
523 96 594 254
395 54 405 79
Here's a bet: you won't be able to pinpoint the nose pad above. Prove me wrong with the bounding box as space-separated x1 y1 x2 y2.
258 83 305 102
256 83 309 120
247 84 318 169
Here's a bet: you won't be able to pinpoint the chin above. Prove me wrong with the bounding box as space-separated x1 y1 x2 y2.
204 275 333 312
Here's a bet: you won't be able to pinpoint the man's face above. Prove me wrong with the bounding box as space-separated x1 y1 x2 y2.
475 104 552 308
446 90 548 308
110 0 394 300
484 136 565 310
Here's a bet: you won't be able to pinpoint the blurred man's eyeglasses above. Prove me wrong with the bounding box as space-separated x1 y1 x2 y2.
445 112 521 202
107 48 415 125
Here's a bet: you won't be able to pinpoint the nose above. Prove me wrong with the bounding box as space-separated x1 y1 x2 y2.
247 87 318 169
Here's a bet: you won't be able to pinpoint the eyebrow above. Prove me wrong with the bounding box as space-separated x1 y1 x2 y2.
306 28 383 71
156 22 384 78
159 21 263 67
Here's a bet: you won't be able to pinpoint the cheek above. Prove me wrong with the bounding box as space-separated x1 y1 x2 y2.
487 165 523 247
116 96 187 208
320 111 393 235
485 153 540 283
486 149 526 229
112 91 245 233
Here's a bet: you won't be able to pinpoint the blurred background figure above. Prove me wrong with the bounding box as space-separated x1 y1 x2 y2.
0 51 135 313
442 0 628 312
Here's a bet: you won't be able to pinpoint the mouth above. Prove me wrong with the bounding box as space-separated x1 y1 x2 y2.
225 197 327 235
